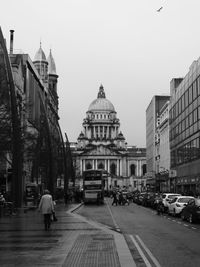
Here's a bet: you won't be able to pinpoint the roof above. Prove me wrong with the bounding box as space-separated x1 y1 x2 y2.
88 85 115 112
47 49 57 75
34 43 47 62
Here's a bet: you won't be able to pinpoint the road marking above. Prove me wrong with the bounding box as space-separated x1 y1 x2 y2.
130 235 152 267
136 235 161 267
105 199 120 231
177 222 181 224
184 224 189 227
192 227 197 230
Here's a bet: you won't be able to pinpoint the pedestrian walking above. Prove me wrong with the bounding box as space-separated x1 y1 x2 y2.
38 189 54 231
112 191 118 206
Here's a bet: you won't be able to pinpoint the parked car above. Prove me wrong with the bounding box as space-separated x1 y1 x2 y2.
181 198 200 223
137 192 146 205
132 191 140 203
162 193 181 212
168 196 194 216
141 192 155 207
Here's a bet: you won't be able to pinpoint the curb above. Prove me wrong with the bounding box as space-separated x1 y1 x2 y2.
67 202 84 213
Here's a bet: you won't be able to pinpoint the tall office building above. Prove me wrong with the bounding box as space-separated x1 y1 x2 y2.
146 95 170 190
170 58 200 195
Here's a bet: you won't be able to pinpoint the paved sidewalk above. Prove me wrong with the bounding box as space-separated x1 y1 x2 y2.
0 202 136 267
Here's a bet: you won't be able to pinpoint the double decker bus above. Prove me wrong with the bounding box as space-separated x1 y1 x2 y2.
83 169 105 204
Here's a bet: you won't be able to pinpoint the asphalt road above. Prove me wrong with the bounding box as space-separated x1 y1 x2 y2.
76 197 200 267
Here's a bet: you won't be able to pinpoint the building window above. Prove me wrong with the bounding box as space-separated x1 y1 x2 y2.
130 164 136 176
98 162 104 169
142 164 147 175
185 90 189 107
86 163 92 170
189 86 193 104
110 163 116 175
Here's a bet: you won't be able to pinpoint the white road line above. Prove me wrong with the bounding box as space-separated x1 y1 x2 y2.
192 227 197 230
177 222 181 224
130 235 152 267
136 235 162 267
105 199 120 231
184 224 189 227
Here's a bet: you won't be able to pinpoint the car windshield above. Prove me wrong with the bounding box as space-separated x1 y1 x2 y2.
168 195 180 199
178 198 192 203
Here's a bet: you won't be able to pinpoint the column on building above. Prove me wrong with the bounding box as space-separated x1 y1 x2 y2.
92 159 95 169
120 159 122 176
95 159 97 169
80 159 83 175
117 159 119 176
139 160 142 176
108 159 110 173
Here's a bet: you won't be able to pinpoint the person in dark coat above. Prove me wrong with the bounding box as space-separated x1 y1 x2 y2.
112 191 118 206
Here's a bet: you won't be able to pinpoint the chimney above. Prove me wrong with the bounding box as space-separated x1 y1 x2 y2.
10 30 14 54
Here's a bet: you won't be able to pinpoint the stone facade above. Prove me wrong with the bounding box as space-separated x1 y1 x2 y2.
71 85 146 191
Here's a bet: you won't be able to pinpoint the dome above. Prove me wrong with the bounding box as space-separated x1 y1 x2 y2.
34 43 47 62
88 85 115 112
88 98 115 112
47 49 57 75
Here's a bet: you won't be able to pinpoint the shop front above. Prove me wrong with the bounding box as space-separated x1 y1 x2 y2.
176 176 200 196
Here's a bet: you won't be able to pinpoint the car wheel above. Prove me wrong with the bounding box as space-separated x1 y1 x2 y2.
173 209 176 217
188 214 193 224
181 212 185 221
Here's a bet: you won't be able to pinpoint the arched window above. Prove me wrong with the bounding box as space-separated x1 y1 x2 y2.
130 164 136 176
98 162 104 169
142 164 147 175
86 163 92 170
110 163 116 175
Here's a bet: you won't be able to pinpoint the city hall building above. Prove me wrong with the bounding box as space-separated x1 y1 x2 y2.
71 85 146 190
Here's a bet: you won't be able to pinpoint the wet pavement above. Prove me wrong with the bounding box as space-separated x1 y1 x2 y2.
0 202 135 267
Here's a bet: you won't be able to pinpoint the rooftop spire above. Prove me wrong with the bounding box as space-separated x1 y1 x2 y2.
47 49 57 75
97 84 106 98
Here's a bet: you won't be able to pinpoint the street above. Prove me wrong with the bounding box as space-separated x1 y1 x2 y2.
76 197 200 267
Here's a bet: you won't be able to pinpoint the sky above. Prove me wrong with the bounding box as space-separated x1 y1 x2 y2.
1 0 200 147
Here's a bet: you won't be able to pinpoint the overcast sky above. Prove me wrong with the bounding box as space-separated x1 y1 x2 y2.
1 0 200 147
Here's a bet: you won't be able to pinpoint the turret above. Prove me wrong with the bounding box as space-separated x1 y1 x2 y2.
33 42 48 85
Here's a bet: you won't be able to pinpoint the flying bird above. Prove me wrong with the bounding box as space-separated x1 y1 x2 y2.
157 6 163 12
